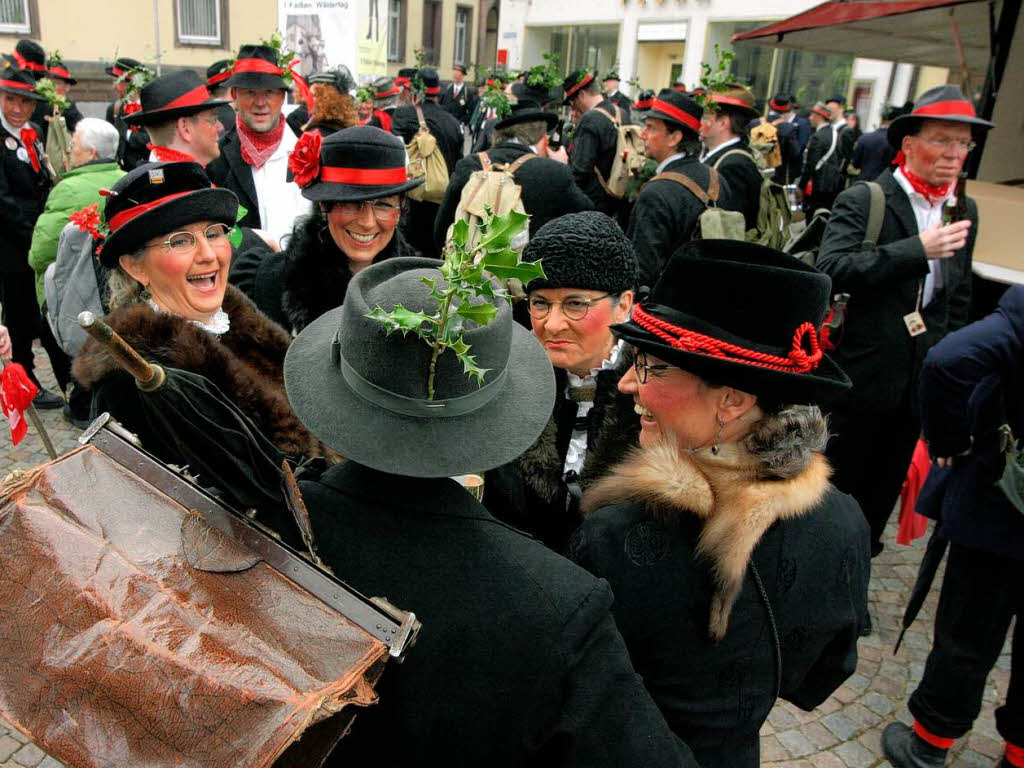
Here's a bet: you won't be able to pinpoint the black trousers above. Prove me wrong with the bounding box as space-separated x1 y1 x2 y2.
909 542 1023 745
825 392 921 547
0 270 43 385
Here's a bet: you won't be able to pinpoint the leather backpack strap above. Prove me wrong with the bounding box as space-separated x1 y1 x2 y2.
707 167 720 203
712 147 754 169
651 171 711 205
507 153 537 174
477 152 492 172
415 103 429 132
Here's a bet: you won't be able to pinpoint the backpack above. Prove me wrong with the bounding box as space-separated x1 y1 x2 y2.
590 105 648 200
651 166 747 241
445 152 537 251
44 222 105 357
405 104 449 204
712 147 793 251
749 117 782 169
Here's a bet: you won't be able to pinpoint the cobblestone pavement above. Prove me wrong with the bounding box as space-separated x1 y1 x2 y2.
0 344 1013 767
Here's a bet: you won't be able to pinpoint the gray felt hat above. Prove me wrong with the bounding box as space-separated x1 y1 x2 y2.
284 257 555 477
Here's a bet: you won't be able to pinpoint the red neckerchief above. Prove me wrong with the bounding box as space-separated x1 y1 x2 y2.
122 102 142 116
236 115 285 169
896 152 951 205
147 143 197 163
19 127 39 171
373 109 392 133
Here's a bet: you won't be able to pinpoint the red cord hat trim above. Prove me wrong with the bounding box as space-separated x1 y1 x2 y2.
107 190 197 232
650 98 701 131
320 166 408 184
631 304 823 374
565 72 594 99
913 100 976 118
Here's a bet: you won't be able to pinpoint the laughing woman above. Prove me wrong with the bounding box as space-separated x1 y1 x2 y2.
73 161 323 460
568 241 871 768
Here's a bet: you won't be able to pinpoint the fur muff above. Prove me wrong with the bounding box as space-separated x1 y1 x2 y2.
582 439 831 641
281 211 420 333
73 285 325 459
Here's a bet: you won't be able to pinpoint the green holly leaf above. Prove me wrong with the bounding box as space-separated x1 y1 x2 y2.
455 300 498 327
475 209 529 251
366 304 433 335
456 349 490 386
451 218 469 249
479 248 547 287
447 334 470 355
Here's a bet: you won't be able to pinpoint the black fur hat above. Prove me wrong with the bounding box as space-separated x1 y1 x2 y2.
522 211 638 294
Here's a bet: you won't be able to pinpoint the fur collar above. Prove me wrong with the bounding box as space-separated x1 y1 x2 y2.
281 212 420 332
582 440 831 640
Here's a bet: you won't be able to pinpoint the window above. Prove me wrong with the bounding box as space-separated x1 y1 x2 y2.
454 6 473 68
0 0 31 34
388 0 405 62
176 0 224 46
422 0 442 66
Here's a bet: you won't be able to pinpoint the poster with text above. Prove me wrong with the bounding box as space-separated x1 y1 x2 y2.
358 0 389 84
278 0 358 87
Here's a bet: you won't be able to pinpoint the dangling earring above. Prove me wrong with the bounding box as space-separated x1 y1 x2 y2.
710 416 724 455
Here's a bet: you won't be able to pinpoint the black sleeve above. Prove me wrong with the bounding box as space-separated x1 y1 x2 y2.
228 230 289 329
569 114 607 208
800 131 824 187
628 183 679 288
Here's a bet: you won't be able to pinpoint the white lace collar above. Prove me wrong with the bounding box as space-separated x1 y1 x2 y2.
147 298 230 335
566 340 624 389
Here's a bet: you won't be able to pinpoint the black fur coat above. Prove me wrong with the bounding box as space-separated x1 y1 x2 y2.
73 285 323 460
281 211 420 333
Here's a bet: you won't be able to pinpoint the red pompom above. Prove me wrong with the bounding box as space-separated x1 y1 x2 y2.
1 363 38 446
289 130 322 189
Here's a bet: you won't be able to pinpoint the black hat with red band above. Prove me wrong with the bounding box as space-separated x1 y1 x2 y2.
105 57 142 78
769 93 794 113
13 40 46 80
0 66 45 101
99 162 239 267
125 70 229 127
290 125 424 203
643 88 702 137
886 84 993 150
611 240 851 404
206 59 232 89
223 44 289 90
46 63 76 85
561 69 595 105
420 68 441 96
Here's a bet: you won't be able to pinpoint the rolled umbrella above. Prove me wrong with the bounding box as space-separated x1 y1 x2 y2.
894 527 949 654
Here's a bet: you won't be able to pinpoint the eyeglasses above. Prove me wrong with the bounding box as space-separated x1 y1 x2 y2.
329 200 401 221
148 223 231 253
915 136 977 154
632 350 673 384
528 293 611 321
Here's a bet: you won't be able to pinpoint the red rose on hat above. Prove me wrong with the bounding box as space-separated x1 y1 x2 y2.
289 131 322 189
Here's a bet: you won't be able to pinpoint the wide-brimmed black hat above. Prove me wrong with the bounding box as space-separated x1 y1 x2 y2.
308 65 354 93
126 70 229 127
562 69 595 105
494 100 557 131
206 59 232 89
709 83 759 120
0 67 44 101
769 93 794 113
223 45 288 90
13 40 46 79
511 80 554 107
46 60 76 85
643 88 702 136
105 57 142 78
284 257 555 477
523 211 637 294
612 240 851 404
296 125 423 202
395 67 417 91
100 162 239 267
887 84 993 149
420 68 441 96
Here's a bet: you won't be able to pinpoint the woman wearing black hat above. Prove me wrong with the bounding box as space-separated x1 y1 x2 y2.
73 161 325 462
276 125 422 333
568 240 871 768
484 212 638 553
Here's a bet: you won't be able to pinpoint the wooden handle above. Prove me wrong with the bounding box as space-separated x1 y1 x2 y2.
78 312 165 391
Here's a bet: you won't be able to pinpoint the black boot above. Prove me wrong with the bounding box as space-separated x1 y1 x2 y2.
882 722 948 767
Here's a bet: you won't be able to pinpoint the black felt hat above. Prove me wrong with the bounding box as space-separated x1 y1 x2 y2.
0 67 44 101
769 93 794 113
284 257 555 477
223 45 288 90
296 125 423 202
126 70 229 127
420 68 441 96
561 69 596 105
709 83 759 120
887 84 993 150
46 60 76 85
612 240 851 404
511 80 554 107
494 100 557 131
395 67 417 90
522 211 638 294
13 40 46 79
643 88 702 136
105 57 142 78
206 59 232 88
99 162 239 267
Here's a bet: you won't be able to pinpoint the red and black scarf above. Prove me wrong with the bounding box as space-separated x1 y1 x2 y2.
236 115 285 169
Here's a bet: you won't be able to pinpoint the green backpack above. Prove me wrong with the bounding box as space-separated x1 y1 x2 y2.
712 147 793 251
650 166 747 241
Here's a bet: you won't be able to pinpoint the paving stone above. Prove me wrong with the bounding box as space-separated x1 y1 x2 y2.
761 735 789 762
799 721 839 750
37 759 64 768
11 743 44 768
777 728 817 758
808 752 845 768
832 740 875 768
821 712 860 741
861 691 895 716
0 739 19 763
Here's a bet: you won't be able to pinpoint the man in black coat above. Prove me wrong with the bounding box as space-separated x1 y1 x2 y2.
440 63 477 127
701 83 763 232
602 69 632 124
817 85 990 556
851 105 898 182
563 69 622 216
390 68 463 258
433 101 592 249
282 257 699 766
800 102 843 213
627 89 731 286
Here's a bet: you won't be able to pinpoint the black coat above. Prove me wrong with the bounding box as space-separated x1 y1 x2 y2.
440 82 477 125
606 91 633 124
296 461 698 766
800 123 841 211
851 128 895 182
206 125 260 230
471 115 498 154
917 285 1024 562
817 169 975 413
793 115 812 155
111 114 150 172
627 154 724 287
226 227 290 329
279 211 419 332
390 99 463 176
433 141 593 249
569 100 620 216
772 120 802 185
570 446 870 768
484 354 638 553
0 120 51 273
703 141 763 231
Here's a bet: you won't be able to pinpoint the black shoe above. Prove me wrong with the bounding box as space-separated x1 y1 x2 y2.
62 404 92 430
882 722 948 767
32 388 64 410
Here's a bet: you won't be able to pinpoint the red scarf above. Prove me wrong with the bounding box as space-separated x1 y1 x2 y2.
896 152 951 205
147 143 197 163
236 115 285 169
19 127 39 171
122 101 142 116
